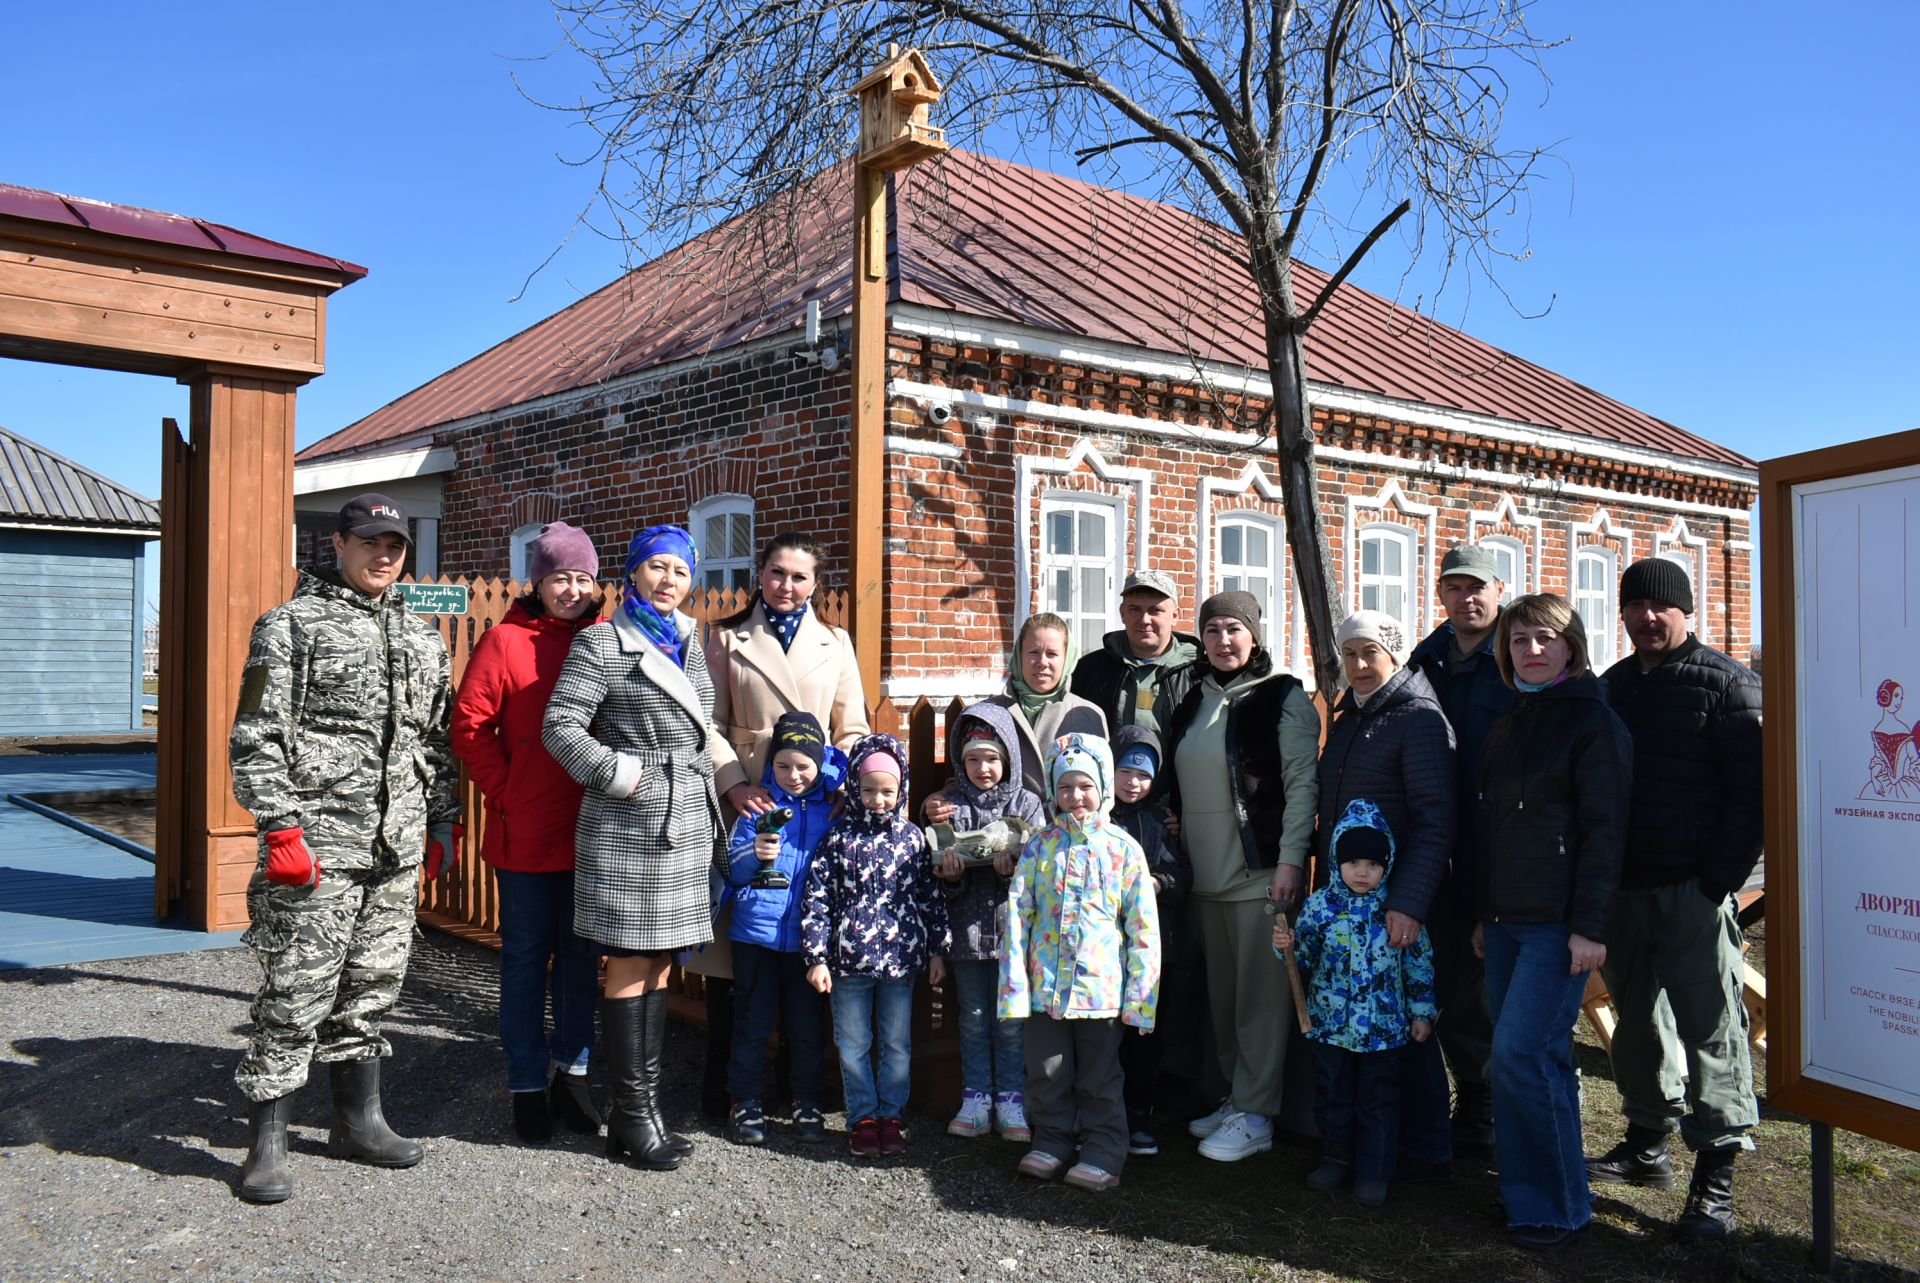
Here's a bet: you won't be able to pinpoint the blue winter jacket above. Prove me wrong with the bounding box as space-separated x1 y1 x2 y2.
725 744 850 952
1286 799 1438 1052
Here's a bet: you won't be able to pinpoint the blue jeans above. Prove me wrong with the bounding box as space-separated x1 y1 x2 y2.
830 974 915 1121
1310 1041 1403 1182
952 959 1024 1095
495 868 597 1092
728 942 826 1107
1484 920 1592 1232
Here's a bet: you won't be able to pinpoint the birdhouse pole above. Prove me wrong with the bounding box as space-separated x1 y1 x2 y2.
847 46 947 702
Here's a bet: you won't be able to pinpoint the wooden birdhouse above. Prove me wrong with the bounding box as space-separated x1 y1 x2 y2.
851 46 948 172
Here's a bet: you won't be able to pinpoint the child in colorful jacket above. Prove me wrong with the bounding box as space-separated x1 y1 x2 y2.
932 701 1048 1142
721 710 848 1146
1000 732 1161 1191
802 733 950 1157
1272 798 1437 1208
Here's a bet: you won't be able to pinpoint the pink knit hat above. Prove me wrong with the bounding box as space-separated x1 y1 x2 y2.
859 751 903 781
526 522 599 583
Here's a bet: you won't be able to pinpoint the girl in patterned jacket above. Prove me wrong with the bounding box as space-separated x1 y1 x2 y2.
999 733 1161 1191
801 733 951 1157
1272 797 1437 1208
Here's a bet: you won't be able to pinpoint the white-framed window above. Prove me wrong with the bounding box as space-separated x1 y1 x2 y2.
1659 549 1698 612
1214 513 1281 634
508 522 545 583
1480 535 1526 605
691 494 755 594
1355 523 1417 637
1573 546 1619 668
1039 494 1122 659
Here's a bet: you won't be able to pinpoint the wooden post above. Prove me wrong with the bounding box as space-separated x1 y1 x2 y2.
848 47 948 702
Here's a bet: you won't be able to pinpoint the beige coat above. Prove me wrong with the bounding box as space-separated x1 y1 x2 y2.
689 600 869 979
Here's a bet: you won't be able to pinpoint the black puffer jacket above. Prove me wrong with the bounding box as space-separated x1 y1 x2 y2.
1109 724 1190 900
1473 673 1633 942
1602 638 1763 897
1071 630 1201 735
1315 665 1456 922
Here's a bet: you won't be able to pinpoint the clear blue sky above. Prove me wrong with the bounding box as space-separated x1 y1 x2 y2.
3 1 1915 524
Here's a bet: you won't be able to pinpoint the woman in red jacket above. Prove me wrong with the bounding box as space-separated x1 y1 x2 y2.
452 522 606 1143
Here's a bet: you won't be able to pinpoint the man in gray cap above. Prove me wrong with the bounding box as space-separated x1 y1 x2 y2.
227 492 463 1203
1406 544 1511 1154
1070 568 1201 735
1589 557 1761 1240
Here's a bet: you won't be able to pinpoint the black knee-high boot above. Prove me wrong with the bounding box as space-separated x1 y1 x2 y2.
642 988 694 1156
602 995 681 1170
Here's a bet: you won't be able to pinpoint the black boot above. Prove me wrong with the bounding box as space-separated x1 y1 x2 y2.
512 1090 553 1144
1586 1122 1674 1189
701 980 733 1120
549 1072 602 1135
1674 1147 1739 1239
327 1060 424 1167
1306 1144 1354 1192
602 995 682 1170
642 989 695 1156
236 1094 294 1203
1451 1082 1496 1154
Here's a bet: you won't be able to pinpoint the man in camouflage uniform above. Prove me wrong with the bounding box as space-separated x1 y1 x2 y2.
228 493 462 1203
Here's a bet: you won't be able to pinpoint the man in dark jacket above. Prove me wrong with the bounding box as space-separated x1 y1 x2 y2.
1070 569 1199 735
1408 545 1514 1151
1588 558 1762 1241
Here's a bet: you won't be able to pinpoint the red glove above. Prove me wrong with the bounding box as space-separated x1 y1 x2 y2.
425 822 464 881
264 827 319 888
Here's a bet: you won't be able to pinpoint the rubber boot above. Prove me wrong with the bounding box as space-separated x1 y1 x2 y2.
642 988 695 1156
1674 1147 1738 1239
1586 1122 1674 1189
602 995 681 1171
327 1060 424 1167
236 1093 294 1203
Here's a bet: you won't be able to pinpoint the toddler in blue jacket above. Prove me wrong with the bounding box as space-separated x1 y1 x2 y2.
722 710 847 1147
1272 798 1436 1207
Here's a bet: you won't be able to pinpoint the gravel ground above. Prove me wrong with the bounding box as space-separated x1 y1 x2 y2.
0 932 1265 1283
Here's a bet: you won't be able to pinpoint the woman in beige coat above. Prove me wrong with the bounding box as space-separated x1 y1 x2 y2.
692 530 869 1114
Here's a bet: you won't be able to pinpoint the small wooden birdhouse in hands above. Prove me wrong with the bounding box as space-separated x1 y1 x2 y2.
851 46 948 172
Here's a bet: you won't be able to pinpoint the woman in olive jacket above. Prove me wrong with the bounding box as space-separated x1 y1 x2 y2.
1471 593 1632 1250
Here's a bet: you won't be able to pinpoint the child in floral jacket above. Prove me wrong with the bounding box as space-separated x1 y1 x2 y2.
802 733 950 1158
1000 733 1161 1191
1272 798 1437 1208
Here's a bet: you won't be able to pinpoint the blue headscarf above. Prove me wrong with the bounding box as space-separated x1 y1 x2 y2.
622 525 698 668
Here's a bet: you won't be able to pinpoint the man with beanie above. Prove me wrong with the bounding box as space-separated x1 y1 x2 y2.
1071 569 1200 735
1407 545 1512 1152
1589 557 1762 1240
228 493 462 1202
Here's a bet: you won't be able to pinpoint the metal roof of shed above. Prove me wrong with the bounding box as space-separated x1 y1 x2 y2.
299 150 1750 470
0 182 368 279
0 426 161 533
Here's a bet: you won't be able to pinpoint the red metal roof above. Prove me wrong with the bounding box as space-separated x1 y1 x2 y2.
300 152 1749 469
0 182 368 280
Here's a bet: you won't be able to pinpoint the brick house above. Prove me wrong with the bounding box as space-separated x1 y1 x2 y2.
294 150 1756 697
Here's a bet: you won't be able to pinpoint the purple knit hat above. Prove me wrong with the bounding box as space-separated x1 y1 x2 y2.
526 522 599 583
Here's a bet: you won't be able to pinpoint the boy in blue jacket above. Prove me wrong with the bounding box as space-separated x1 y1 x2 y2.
723 710 847 1146
1273 798 1437 1207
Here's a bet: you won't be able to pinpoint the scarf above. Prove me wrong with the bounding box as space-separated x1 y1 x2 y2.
1516 669 1575 694
761 597 809 652
622 525 698 668
1009 629 1079 722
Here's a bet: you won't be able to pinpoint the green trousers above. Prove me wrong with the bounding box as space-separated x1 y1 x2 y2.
1192 896 1318 1127
1600 881 1758 1152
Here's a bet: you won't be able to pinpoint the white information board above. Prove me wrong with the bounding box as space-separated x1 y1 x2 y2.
1794 462 1920 1110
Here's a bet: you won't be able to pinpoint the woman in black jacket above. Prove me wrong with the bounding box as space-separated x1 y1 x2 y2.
1471 593 1632 1250
1315 609 1457 1178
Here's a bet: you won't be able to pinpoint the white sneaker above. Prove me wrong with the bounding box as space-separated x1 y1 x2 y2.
993 1091 1032 1142
1187 1098 1236 1139
1198 1110 1273 1161
947 1090 993 1138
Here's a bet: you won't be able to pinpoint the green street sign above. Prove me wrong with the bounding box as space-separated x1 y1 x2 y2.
401 583 470 615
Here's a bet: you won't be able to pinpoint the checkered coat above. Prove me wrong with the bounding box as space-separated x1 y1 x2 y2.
542 607 724 952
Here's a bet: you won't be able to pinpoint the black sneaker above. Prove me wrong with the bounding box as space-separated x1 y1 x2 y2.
1128 1127 1159 1156
792 1104 826 1143
727 1101 767 1146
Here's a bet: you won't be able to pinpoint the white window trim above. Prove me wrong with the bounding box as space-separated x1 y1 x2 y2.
690 493 756 593
1212 512 1284 639
1466 493 1543 596
1572 545 1621 668
1651 515 1710 630
1013 439 1150 634
1567 509 1634 663
508 522 546 583
1196 460 1291 661
1354 522 1420 637
1478 533 1528 605
1346 481 1436 637
1037 491 1126 658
